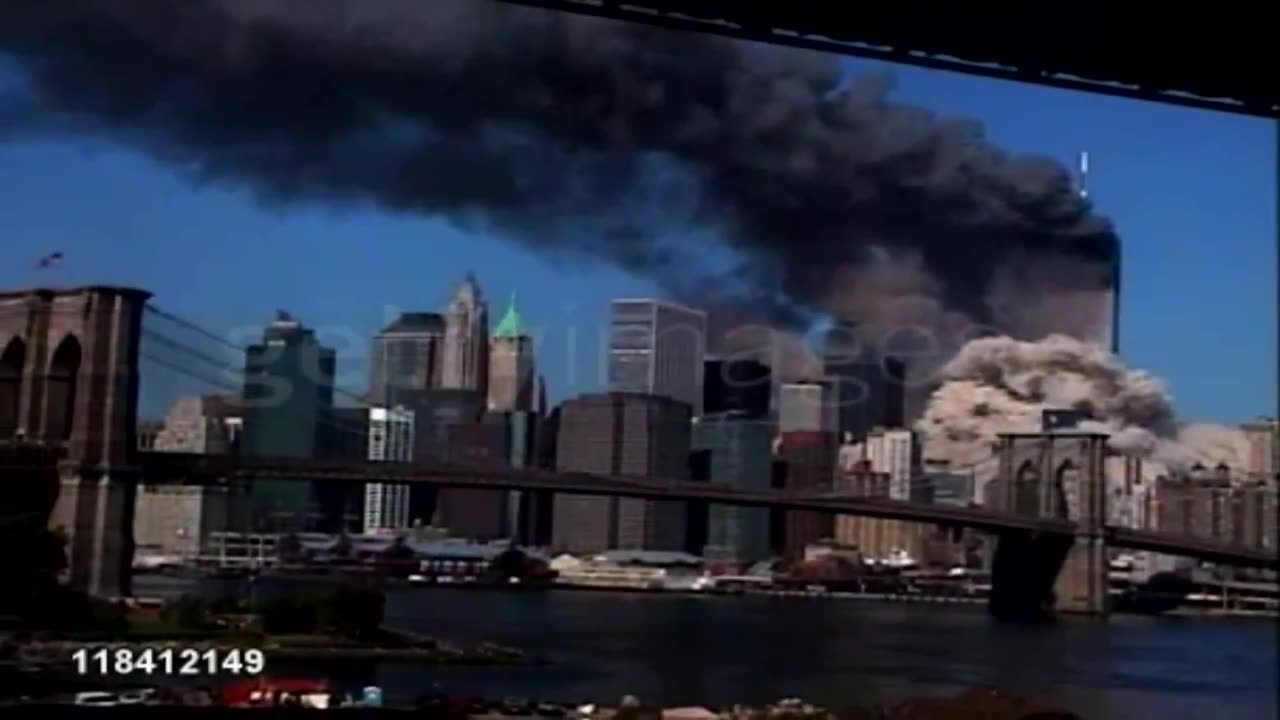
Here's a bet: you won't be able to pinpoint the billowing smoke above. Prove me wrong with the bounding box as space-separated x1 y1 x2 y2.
917 334 1249 476
0 0 1118 360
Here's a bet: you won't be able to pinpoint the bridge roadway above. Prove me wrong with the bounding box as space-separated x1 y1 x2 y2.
137 451 1279 570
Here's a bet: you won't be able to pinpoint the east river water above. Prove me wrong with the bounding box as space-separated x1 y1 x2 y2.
137 577 1277 719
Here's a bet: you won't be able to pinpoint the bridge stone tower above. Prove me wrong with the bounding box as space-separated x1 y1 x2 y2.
988 431 1109 617
0 286 151 598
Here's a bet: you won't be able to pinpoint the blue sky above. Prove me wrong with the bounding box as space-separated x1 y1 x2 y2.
0 49 1274 424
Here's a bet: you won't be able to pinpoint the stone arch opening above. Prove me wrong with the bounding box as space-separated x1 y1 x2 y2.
1053 460 1078 520
1014 459 1041 516
45 335 81 442
0 337 25 438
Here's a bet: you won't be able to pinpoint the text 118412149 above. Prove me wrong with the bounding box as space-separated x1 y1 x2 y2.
71 647 266 676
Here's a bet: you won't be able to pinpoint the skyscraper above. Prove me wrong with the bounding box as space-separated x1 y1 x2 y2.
133 394 239 557
240 312 336 531
1241 418 1279 484
363 406 415 534
436 421 511 540
486 410 546 544
776 430 838 556
822 324 907 440
534 374 548 417
691 413 773 564
864 428 919 501
703 358 770 418
487 292 536 413
553 392 692 553
441 274 489 397
835 428 925 562
368 312 445 406
391 387 486 524
777 381 838 434
608 299 706 415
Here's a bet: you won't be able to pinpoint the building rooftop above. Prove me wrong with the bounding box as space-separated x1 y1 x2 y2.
450 273 485 306
381 312 445 334
0 285 153 302
610 297 707 317
492 292 523 339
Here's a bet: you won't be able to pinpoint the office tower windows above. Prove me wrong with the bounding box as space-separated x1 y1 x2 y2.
442 274 489 397
435 422 510 540
553 392 692 554
240 312 336 531
488 293 536 413
778 381 838 434
608 299 707 415
390 387 486 524
692 413 773 564
363 406 415 534
776 430 838 557
133 394 240 558
369 312 445 406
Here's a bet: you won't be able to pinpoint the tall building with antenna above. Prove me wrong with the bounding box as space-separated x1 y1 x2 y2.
1078 150 1120 354
1079 151 1090 200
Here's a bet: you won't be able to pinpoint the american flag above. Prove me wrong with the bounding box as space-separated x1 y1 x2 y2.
36 251 63 269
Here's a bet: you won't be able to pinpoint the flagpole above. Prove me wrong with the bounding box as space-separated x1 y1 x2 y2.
30 251 65 289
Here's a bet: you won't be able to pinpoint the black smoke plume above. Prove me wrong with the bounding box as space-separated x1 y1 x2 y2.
0 0 1118 357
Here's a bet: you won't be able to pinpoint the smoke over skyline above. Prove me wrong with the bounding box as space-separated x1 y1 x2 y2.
0 0 1118 359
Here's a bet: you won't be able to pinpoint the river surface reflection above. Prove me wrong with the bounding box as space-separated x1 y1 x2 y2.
140 577 1277 719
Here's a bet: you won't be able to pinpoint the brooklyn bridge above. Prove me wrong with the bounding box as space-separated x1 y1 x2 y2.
0 286 1275 621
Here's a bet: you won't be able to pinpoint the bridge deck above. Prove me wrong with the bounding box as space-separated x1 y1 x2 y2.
135 451 1278 569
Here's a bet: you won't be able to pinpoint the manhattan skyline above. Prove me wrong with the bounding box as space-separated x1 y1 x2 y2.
0 55 1274 425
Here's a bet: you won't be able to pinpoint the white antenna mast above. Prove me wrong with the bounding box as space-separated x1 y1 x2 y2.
1078 151 1090 199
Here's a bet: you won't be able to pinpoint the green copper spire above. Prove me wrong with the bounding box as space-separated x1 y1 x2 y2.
493 291 522 339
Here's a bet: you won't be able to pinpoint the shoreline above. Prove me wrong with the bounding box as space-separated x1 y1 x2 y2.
136 572 1277 620
390 579 1276 619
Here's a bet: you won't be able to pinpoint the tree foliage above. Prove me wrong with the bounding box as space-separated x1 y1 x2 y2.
277 532 304 563
318 584 385 641
259 584 385 640
259 595 320 635
163 594 211 630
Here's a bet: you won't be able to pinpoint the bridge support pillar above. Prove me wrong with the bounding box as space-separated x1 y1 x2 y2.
0 286 152 599
989 530 1109 619
1052 534 1109 615
989 531 1073 621
50 467 138 598
990 431 1111 620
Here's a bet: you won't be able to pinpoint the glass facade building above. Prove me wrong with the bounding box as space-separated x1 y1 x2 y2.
608 299 706 415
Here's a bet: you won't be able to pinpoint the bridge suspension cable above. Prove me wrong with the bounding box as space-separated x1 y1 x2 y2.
138 304 1010 494
139 304 373 452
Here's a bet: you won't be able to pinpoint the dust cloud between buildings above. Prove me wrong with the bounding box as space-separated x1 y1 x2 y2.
917 335 1256 477
0 0 1119 361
